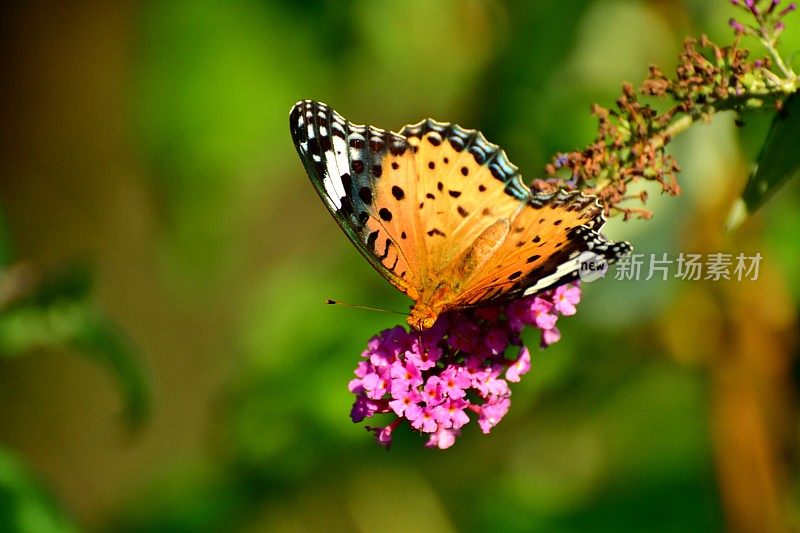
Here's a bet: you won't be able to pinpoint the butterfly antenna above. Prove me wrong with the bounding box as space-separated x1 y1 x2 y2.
324 299 408 317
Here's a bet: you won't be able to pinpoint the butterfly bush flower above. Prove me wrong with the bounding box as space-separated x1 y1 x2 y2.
349 283 580 449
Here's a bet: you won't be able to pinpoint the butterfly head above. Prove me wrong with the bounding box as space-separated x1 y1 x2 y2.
407 304 439 331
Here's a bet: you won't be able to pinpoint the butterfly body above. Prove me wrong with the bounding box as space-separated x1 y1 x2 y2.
289 100 631 330
409 215 514 328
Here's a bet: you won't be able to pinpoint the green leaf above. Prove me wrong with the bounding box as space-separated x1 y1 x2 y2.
0 448 77 533
0 263 151 428
0 263 95 356
728 91 800 230
0 301 88 358
69 311 152 429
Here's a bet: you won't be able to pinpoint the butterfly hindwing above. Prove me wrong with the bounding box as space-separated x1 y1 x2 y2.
519 225 633 296
455 202 632 307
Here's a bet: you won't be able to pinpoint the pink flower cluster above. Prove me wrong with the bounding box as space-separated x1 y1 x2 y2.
348 283 582 449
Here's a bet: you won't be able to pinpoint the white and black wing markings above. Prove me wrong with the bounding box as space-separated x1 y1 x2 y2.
519 225 633 296
289 100 417 288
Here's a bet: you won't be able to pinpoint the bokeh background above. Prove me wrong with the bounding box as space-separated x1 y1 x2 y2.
0 1 798 531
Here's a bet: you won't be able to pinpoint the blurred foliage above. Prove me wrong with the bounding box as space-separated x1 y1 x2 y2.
0 263 150 427
0 209 10 268
0 449 76 533
0 1 798 532
738 92 800 221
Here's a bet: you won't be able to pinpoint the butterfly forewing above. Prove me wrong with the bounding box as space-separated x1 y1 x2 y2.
289 100 422 298
400 120 530 280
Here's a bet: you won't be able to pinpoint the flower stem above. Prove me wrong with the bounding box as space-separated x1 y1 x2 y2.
663 113 695 140
762 36 797 83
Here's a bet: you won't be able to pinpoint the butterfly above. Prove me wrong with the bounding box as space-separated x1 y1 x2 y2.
289 100 631 330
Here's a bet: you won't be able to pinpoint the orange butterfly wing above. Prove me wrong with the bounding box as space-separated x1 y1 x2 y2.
453 193 625 306
289 101 631 330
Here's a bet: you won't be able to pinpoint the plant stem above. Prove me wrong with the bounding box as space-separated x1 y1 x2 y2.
663 113 695 139
763 36 796 81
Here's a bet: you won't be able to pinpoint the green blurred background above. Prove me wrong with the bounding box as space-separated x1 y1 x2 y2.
0 1 798 531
